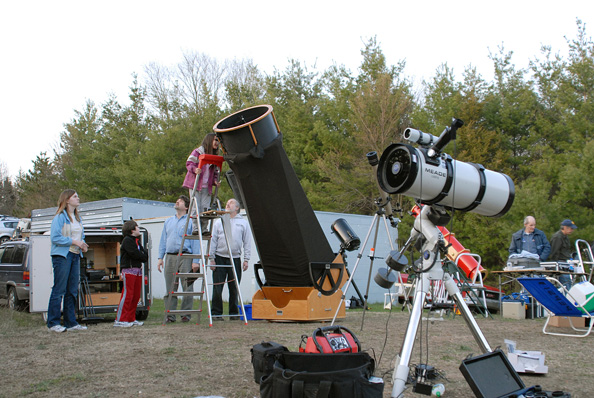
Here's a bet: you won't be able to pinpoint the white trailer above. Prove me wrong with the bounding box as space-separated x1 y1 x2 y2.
29 198 175 319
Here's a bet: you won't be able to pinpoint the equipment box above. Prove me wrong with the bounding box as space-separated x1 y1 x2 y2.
506 257 540 269
549 315 586 328
503 301 525 320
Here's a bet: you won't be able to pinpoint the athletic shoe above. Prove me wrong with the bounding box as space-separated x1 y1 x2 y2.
49 325 66 333
132 320 144 326
114 321 133 328
67 324 88 331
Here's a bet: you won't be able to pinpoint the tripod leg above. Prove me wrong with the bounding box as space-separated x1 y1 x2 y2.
361 214 382 327
331 214 381 325
361 213 399 330
391 272 432 397
443 273 492 353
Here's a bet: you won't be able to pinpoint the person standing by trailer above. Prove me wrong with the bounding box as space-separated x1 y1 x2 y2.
114 220 148 328
47 189 89 333
209 198 251 320
182 132 221 236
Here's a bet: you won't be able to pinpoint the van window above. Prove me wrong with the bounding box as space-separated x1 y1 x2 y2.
12 245 26 264
1 246 15 263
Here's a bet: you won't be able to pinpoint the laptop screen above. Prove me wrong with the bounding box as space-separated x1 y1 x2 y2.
460 351 525 397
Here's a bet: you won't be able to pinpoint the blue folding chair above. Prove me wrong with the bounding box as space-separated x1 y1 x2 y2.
517 277 594 338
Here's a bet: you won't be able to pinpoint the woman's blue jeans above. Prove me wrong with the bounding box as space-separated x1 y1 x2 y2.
47 253 80 328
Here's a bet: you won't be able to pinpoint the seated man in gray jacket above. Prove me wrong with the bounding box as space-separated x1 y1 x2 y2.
509 215 551 261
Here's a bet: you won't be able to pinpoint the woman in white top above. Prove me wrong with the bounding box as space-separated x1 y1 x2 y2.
47 189 89 333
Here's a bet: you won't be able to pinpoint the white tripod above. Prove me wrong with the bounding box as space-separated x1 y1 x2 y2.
390 205 493 397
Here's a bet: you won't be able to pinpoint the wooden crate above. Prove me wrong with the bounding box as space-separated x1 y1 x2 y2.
88 292 121 307
252 253 347 321
252 287 345 321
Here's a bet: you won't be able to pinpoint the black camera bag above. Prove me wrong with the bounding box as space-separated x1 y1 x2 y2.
251 341 289 384
260 351 383 398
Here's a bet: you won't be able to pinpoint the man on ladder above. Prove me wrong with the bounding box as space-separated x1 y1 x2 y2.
209 198 252 321
157 195 200 323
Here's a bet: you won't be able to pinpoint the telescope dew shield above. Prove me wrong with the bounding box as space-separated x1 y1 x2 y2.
214 105 280 155
213 105 335 287
377 144 515 217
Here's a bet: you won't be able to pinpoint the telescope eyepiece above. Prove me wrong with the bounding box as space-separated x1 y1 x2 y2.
367 151 379 166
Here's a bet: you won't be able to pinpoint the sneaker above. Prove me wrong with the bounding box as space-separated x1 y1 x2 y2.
165 317 176 324
181 316 190 323
67 324 88 331
229 316 240 321
132 320 144 326
49 325 66 333
114 321 133 328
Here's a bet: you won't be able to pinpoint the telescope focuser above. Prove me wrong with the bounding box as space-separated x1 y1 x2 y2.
427 118 464 158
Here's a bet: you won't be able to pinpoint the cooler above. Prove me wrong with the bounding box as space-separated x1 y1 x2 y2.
568 281 594 313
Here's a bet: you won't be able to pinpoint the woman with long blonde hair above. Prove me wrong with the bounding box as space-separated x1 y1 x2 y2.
47 189 89 333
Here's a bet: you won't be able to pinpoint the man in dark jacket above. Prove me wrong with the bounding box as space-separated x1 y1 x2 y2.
549 219 578 289
509 215 551 261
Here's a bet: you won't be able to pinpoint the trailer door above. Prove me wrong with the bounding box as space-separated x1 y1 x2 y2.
29 235 52 313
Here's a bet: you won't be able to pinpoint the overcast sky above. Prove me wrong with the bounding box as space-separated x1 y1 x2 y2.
1 1 592 180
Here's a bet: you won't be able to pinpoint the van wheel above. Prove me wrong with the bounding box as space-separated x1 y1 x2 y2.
0 236 9 244
8 287 25 311
136 309 149 321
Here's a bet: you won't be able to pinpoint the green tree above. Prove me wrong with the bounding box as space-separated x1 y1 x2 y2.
15 152 63 216
524 20 594 239
223 59 266 112
312 37 415 215
57 100 101 197
0 162 17 216
483 47 541 184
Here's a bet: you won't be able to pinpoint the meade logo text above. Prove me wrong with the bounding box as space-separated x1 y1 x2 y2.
424 167 447 178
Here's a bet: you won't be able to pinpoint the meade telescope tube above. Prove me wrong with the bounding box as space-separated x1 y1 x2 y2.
376 121 515 217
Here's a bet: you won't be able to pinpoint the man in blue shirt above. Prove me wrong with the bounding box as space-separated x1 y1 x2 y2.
509 215 551 261
157 195 200 323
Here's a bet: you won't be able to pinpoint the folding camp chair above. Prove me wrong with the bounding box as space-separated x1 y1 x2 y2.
517 277 594 338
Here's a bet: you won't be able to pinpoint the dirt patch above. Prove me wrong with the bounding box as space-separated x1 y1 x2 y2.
0 304 589 397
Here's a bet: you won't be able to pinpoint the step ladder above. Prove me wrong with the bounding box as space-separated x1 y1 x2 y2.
162 154 248 326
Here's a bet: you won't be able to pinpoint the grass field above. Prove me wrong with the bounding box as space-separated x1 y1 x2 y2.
0 299 590 397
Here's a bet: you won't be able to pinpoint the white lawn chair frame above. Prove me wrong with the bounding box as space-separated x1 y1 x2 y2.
518 276 594 338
